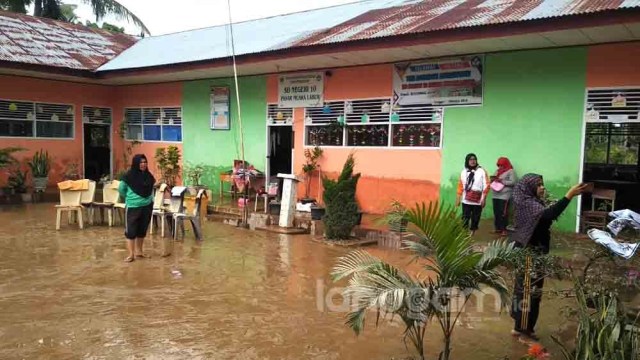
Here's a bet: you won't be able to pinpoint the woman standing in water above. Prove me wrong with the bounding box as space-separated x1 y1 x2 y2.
510 174 587 342
119 154 155 263
455 153 490 236
491 157 517 236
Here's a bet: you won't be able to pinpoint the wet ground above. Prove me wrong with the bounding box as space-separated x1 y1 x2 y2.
0 204 578 360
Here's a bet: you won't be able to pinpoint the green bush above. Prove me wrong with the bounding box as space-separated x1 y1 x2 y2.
322 153 360 240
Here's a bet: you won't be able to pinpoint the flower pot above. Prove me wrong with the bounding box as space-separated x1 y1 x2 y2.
389 218 408 233
33 177 48 192
269 202 281 216
311 206 325 220
20 193 32 203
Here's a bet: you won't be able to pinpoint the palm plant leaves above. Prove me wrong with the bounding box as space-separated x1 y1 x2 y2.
332 201 518 359
2 0 149 34
81 0 150 35
0 0 31 13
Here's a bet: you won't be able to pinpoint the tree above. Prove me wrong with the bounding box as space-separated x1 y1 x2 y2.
332 202 517 360
1 0 149 35
322 153 360 240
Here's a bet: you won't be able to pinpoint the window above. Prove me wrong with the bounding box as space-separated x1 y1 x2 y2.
304 98 443 148
0 99 74 138
305 101 345 146
124 107 182 142
391 103 443 147
585 88 640 165
267 104 293 125
585 123 640 165
82 106 112 124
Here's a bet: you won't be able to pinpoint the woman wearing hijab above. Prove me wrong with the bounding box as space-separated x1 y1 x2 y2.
510 174 587 342
455 153 490 236
491 157 517 236
119 154 155 263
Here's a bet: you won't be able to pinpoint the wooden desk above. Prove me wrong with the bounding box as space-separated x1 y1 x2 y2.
219 173 236 200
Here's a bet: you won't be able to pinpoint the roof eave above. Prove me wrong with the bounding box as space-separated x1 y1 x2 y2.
95 8 640 80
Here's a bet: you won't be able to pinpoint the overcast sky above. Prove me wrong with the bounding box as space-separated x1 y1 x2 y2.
62 0 359 36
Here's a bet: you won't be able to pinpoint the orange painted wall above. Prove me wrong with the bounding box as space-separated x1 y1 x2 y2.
0 75 184 190
112 82 183 182
587 42 640 87
0 75 113 187
268 64 442 214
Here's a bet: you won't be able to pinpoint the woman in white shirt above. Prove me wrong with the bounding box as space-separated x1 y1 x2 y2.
455 153 490 236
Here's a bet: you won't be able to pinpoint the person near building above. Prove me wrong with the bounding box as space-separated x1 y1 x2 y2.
491 157 517 236
455 153 490 236
119 154 155 263
510 174 587 342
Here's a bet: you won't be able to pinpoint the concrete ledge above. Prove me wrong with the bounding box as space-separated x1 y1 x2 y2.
255 225 309 235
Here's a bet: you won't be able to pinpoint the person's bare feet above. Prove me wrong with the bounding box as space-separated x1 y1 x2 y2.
124 256 134 263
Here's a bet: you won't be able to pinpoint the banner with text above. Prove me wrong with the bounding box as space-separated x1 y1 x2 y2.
393 56 483 107
278 72 324 108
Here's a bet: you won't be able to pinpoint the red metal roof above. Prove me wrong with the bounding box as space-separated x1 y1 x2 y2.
291 0 640 46
0 10 136 71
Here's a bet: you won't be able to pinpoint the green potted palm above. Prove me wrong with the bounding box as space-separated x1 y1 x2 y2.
332 202 517 360
302 146 323 204
377 199 409 232
0 147 24 197
8 167 31 202
29 150 51 192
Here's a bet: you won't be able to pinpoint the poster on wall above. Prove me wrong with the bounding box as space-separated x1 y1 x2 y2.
210 86 230 130
392 55 484 107
278 72 324 108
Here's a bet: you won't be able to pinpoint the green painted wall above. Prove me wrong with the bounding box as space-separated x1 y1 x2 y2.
182 76 267 197
440 48 587 231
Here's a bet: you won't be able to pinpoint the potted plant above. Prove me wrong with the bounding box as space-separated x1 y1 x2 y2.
8 166 31 202
63 161 81 180
0 147 24 196
301 146 323 204
184 162 206 190
322 153 360 240
310 205 325 220
381 200 409 233
155 146 181 187
28 149 51 192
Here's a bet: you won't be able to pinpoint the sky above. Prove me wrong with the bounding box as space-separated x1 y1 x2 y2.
62 0 360 36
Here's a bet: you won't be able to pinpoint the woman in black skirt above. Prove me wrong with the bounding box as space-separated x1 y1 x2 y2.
510 173 587 342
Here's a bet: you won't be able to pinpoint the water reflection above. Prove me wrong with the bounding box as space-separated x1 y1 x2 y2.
0 204 575 359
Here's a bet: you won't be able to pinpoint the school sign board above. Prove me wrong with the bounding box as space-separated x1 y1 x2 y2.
393 56 484 107
278 72 324 108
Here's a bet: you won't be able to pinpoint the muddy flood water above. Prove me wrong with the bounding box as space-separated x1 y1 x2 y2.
0 204 576 359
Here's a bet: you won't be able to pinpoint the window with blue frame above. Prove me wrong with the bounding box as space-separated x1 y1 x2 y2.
124 106 182 142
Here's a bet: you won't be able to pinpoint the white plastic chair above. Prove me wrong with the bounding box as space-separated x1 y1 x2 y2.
255 181 279 213
150 184 169 236
173 189 206 241
111 180 126 225
80 180 97 224
92 181 120 226
55 189 83 230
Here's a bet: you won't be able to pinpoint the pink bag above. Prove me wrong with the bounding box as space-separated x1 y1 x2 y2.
490 181 505 192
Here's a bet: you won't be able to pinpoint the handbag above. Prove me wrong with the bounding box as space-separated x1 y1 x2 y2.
464 190 482 203
491 181 505 192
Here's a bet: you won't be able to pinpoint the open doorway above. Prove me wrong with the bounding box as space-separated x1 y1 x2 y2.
580 88 640 231
267 125 293 179
83 123 111 182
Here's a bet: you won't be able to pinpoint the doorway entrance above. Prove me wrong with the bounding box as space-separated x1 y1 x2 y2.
83 123 111 182
267 125 293 181
580 88 640 231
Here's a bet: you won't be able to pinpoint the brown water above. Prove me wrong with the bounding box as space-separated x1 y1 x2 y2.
0 204 574 359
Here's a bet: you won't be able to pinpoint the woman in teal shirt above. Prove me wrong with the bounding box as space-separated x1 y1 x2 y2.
119 154 155 262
